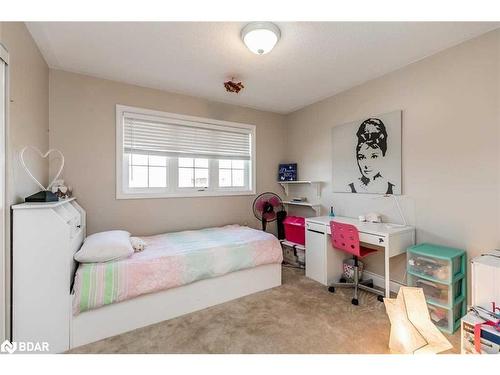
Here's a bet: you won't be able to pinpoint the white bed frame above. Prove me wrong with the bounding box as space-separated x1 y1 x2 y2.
12 198 282 352
71 263 281 349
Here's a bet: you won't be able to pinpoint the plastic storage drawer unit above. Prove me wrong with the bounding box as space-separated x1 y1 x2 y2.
407 273 466 307
428 297 466 334
407 244 465 283
407 243 467 334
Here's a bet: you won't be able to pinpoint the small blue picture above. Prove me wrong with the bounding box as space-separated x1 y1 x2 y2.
278 163 297 181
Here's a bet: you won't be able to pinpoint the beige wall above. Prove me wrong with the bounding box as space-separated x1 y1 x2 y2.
2 23 49 203
285 29 500 285
0 22 49 340
49 70 287 236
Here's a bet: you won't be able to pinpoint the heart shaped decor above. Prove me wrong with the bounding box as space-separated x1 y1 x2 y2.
20 146 65 191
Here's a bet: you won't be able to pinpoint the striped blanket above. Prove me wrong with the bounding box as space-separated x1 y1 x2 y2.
72 225 283 314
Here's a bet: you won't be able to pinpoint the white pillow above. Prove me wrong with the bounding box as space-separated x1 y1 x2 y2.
74 230 134 263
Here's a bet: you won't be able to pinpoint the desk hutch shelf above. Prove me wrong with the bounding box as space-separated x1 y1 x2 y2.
278 181 322 216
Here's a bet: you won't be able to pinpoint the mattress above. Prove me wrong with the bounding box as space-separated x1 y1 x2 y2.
72 225 283 314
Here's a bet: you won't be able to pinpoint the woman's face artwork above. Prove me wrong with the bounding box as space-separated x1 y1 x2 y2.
334 113 400 195
356 143 384 179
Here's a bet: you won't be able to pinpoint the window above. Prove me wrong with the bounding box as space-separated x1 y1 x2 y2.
116 105 255 198
128 154 168 188
219 160 245 187
178 157 209 188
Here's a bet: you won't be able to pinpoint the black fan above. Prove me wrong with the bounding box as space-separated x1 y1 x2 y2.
252 192 284 231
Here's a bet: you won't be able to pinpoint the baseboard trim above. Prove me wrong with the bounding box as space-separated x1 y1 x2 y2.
363 270 404 294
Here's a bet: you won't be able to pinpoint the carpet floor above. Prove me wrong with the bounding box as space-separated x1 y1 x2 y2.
69 266 460 354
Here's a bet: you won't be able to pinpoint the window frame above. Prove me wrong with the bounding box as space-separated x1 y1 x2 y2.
116 105 256 199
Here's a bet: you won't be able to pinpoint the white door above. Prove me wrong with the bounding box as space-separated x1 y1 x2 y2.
305 225 327 284
0 44 7 342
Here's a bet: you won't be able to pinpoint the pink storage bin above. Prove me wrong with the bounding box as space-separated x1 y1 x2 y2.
283 216 306 245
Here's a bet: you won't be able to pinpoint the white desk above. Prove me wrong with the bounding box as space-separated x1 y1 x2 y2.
305 216 415 297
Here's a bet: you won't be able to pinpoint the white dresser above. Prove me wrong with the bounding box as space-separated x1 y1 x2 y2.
471 250 500 311
12 198 85 353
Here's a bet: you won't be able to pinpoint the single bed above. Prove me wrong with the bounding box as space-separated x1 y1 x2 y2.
70 225 282 349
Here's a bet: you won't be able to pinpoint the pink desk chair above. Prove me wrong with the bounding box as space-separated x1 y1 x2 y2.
328 221 385 305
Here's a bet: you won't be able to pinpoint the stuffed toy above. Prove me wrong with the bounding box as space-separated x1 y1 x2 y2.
130 237 147 252
51 179 72 199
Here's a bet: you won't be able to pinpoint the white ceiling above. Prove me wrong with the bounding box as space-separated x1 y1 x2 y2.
27 22 498 114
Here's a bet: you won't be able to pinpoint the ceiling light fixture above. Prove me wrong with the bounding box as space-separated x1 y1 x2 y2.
224 78 244 94
241 22 281 55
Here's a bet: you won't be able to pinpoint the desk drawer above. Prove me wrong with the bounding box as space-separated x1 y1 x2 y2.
306 221 326 234
359 232 386 246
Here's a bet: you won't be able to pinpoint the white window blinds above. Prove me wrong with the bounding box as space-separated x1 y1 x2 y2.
123 112 252 160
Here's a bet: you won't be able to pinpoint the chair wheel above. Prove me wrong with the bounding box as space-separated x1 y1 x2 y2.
351 298 359 306
328 286 335 293
377 295 384 302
